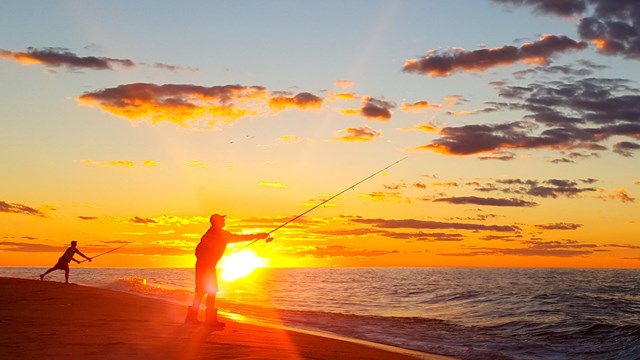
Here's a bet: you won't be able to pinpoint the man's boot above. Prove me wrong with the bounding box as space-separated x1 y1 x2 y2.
205 308 226 328
185 306 200 324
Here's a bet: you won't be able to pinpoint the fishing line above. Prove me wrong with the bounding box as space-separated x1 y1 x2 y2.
78 243 129 264
240 156 408 250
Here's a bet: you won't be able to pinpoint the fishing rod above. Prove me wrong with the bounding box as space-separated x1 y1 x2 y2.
240 156 408 250
78 243 129 263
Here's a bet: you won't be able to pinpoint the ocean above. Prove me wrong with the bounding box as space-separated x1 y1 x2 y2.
2 267 638 360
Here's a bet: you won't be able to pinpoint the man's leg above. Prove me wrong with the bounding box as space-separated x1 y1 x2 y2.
40 267 55 280
64 269 69 283
205 292 225 328
186 288 204 323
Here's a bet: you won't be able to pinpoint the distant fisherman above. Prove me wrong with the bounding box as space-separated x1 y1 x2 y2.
186 214 270 328
40 241 92 283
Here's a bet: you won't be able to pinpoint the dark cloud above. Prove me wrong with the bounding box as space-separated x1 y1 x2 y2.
494 0 640 59
476 178 599 198
512 63 602 79
152 62 198 72
480 234 523 241
0 47 135 70
550 151 600 163
613 141 640 156
361 97 394 120
433 196 538 207
131 216 157 224
440 239 599 257
352 218 520 232
417 78 640 157
403 35 587 77
535 222 583 230
335 126 381 142
313 228 463 242
478 152 517 161
78 216 98 220
0 201 46 217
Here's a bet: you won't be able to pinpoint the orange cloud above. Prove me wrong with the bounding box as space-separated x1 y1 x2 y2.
334 80 354 88
279 135 302 143
258 182 288 188
609 189 636 203
327 91 359 101
401 100 440 112
78 83 269 125
269 92 323 111
335 126 381 142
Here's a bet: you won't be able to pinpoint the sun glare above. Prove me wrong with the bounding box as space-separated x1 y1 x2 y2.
219 250 268 281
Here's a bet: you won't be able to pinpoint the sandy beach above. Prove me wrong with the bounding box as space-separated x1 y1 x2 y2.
0 277 455 360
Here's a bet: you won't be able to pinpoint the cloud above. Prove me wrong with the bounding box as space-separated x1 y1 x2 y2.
476 178 599 198
335 126 381 142
432 181 459 187
0 201 46 217
279 135 303 143
478 152 517 161
441 239 599 257
78 216 99 220
403 35 587 77
604 189 636 203
327 91 359 101
417 78 640 157
78 83 269 125
334 80 354 88
258 182 288 188
433 196 538 207
494 0 640 59
131 216 157 224
0 241 63 253
360 191 402 202
343 97 394 121
291 244 398 258
188 161 208 168
400 100 440 112
0 47 135 70
613 141 640 157
535 222 583 230
352 218 520 232
152 62 198 72
269 92 324 111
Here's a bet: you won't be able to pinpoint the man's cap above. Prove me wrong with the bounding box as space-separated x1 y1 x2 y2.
210 214 226 223
71 240 78 245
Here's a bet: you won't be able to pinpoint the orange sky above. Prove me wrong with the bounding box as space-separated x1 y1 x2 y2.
1 1 639 269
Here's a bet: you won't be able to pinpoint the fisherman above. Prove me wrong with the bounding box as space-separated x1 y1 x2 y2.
40 240 92 283
186 214 271 327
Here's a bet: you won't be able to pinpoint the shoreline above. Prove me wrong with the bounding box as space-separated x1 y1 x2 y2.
0 277 456 359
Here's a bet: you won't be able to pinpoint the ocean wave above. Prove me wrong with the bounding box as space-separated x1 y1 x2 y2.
99 276 192 305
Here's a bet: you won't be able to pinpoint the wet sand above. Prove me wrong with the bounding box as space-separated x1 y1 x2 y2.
0 277 455 360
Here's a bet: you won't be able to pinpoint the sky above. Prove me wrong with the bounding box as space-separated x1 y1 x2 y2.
1 0 639 269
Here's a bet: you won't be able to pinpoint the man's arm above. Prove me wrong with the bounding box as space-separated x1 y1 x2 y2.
76 249 92 262
227 232 270 244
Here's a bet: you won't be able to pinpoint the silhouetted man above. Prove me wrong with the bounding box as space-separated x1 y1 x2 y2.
186 214 270 327
40 241 92 283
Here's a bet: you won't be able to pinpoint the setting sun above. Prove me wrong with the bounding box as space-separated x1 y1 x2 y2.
219 250 268 281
